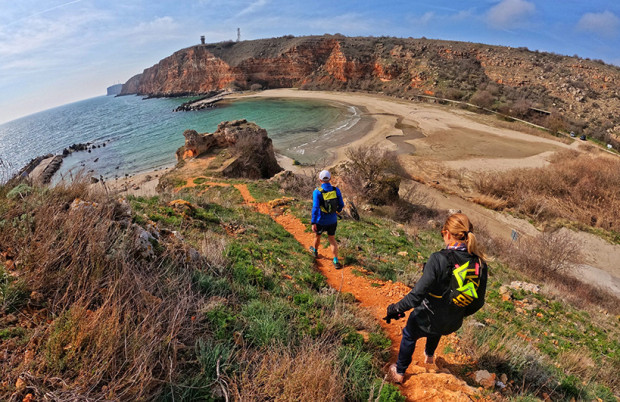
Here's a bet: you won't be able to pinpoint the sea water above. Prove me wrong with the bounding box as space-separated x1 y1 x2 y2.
0 95 361 181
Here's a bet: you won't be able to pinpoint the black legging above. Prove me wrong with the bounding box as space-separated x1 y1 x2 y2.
395 321 441 374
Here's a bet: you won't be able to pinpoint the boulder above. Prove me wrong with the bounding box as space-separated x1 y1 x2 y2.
341 198 360 220
176 120 282 179
473 370 496 389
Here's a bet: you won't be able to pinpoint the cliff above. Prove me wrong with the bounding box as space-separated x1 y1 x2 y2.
106 84 123 96
121 35 620 141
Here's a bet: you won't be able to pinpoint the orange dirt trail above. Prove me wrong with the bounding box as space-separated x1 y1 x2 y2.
204 181 481 401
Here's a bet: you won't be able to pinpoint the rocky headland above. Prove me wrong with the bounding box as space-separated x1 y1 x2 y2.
158 119 282 191
120 35 620 145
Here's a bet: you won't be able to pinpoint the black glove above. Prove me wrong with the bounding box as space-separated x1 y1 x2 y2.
383 303 405 324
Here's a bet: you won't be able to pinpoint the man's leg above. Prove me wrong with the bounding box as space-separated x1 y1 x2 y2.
313 232 321 253
327 234 338 260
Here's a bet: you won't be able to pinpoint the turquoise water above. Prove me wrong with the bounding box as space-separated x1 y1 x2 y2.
0 95 360 181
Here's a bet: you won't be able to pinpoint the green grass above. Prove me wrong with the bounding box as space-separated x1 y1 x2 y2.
464 269 620 400
0 327 27 341
245 180 285 203
0 264 27 313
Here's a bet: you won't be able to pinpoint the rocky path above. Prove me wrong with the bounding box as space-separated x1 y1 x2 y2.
200 181 483 401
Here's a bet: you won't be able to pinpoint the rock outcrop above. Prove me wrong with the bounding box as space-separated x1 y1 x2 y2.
176 119 282 179
120 35 620 142
106 84 123 96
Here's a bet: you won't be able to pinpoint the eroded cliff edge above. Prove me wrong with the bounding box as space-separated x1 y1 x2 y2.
120 35 620 143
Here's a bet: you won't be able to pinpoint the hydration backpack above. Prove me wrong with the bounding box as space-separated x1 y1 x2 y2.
317 187 339 214
440 249 481 308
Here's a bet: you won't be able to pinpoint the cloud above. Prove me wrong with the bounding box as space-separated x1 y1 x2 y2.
237 0 269 17
124 16 184 45
486 0 536 30
307 13 378 34
409 12 435 27
0 8 111 58
577 11 620 39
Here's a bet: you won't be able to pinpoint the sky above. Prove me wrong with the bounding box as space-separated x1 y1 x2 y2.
1 0 619 125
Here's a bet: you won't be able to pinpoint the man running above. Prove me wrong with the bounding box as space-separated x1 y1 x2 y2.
310 170 345 269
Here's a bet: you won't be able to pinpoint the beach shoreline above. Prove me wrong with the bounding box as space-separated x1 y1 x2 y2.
107 88 571 197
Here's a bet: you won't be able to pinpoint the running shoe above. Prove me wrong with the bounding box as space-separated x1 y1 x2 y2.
309 246 318 258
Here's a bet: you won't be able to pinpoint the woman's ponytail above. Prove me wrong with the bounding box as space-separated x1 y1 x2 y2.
443 213 487 262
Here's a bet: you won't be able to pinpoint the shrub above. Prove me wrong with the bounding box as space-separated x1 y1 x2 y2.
469 90 494 108
340 146 405 205
6 183 33 199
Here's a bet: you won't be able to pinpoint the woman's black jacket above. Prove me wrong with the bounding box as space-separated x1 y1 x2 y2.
392 249 488 335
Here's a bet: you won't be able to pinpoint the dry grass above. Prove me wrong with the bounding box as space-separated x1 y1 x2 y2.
231 341 344 400
474 150 620 235
0 179 207 400
488 229 619 314
471 194 508 210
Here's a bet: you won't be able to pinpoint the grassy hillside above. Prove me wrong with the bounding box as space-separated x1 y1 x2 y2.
1 175 618 401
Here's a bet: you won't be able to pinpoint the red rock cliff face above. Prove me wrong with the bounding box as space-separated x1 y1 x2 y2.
121 35 620 140
123 47 238 96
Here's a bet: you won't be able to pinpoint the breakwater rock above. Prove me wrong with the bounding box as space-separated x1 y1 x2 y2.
14 142 106 184
173 90 227 111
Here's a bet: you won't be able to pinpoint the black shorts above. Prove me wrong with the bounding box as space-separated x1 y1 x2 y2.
315 223 337 236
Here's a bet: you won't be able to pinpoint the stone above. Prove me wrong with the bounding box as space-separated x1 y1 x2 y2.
341 199 360 221
133 224 156 260
30 291 44 303
70 198 99 212
268 197 295 209
15 378 26 391
509 281 540 294
473 370 496 389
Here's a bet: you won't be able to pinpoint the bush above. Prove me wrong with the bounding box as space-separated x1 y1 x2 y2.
469 90 494 108
340 146 405 205
508 229 583 276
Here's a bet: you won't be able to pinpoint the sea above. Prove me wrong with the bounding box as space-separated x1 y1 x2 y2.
0 94 362 182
